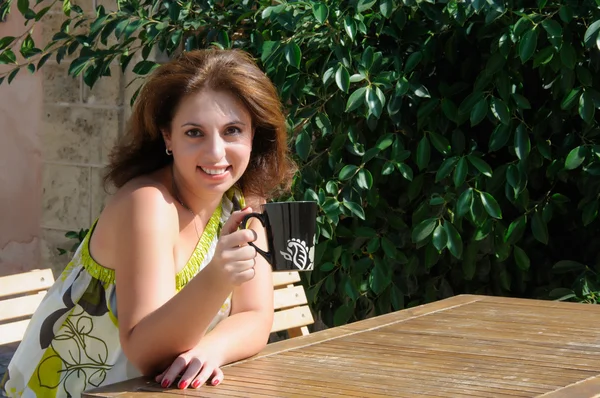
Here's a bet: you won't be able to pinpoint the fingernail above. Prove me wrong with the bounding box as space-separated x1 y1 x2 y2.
212 379 220 386
178 380 188 389
192 380 201 388
241 206 250 211
161 379 170 388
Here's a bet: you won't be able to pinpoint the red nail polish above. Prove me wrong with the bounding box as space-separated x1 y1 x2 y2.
192 380 200 388
178 380 188 389
161 379 170 388
241 206 250 211
213 379 220 386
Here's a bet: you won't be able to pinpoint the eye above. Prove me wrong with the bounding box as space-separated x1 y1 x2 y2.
224 126 242 135
185 129 203 137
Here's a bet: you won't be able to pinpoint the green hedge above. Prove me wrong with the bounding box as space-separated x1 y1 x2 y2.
2 0 600 326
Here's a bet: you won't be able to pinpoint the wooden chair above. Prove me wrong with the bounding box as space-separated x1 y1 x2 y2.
0 269 312 345
271 271 314 338
0 269 55 345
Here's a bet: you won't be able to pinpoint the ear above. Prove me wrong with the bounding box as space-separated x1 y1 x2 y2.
161 129 172 150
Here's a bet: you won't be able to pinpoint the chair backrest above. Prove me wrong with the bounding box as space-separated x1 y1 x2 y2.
271 271 314 338
0 269 55 345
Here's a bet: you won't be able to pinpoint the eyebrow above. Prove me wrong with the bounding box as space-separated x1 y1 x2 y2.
181 120 247 128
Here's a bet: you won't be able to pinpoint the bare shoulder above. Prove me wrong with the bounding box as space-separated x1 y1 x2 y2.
91 171 179 267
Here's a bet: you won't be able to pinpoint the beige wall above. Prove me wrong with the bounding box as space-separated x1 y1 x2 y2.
0 8 43 276
0 0 126 277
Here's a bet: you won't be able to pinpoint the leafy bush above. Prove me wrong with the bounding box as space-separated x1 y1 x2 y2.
3 0 600 327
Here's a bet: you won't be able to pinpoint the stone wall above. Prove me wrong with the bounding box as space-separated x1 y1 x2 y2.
40 1 125 276
0 0 126 277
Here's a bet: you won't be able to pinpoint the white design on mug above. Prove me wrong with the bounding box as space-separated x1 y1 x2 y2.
280 238 314 270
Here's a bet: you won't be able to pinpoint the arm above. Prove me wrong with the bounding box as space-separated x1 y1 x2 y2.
154 216 274 389
109 186 256 375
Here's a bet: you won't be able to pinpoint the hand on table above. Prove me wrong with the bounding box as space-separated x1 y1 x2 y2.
155 348 224 389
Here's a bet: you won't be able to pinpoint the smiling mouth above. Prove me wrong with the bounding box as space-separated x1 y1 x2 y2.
198 166 231 175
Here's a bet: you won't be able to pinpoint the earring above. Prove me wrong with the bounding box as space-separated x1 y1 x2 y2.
165 148 172 156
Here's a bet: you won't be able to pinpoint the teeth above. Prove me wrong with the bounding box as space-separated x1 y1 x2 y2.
200 167 227 175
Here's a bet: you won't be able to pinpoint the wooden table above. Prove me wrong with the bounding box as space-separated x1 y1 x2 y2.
84 294 600 397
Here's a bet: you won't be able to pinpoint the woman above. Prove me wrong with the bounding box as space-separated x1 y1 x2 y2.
2 49 294 397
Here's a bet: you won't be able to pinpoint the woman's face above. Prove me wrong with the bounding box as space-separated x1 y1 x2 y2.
164 88 253 198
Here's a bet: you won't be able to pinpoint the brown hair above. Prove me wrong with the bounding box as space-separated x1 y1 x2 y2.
104 49 295 199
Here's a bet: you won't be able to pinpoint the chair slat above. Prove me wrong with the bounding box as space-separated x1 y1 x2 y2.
0 269 54 299
272 271 301 287
0 292 46 322
271 305 314 333
273 285 307 310
0 319 30 345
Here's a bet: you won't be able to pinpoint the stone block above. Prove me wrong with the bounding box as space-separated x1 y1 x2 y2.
43 61 81 103
42 105 121 164
83 63 123 106
91 166 113 222
42 163 90 230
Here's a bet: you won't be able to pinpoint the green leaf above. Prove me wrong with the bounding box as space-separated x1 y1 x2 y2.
285 42 301 69
381 237 397 259
470 98 488 126
346 87 366 112
132 60 159 75
343 200 365 220
579 91 594 124
413 84 430 98
429 132 451 155
412 218 437 243
17 0 29 15
295 130 311 161
519 28 538 63
443 220 463 259
441 99 458 123
541 19 562 42
560 44 576 69
356 168 373 190
380 0 393 18
0 36 15 51
416 136 430 171
504 215 526 244
513 246 530 271
456 188 473 218
435 156 459 182
357 0 377 12
312 2 328 24
552 260 586 274
480 191 502 219
62 0 71 16
339 165 358 180
467 155 492 177
396 163 413 181
582 200 598 226
366 87 382 118
335 65 349 93
343 16 356 41
432 224 447 252
453 157 468 188
512 93 531 110
333 303 354 326
531 210 549 245
565 146 587 170
404 51 422 74
584 20 600 48
561 88 582 110
514 124 530 160
489 124 511 152
490 97 510 125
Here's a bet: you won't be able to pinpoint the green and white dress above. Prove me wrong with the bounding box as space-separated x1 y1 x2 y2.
1 188 244 398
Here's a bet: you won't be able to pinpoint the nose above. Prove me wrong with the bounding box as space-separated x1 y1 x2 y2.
204 134 225 161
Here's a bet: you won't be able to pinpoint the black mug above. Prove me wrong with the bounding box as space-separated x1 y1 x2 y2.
242 201 317 271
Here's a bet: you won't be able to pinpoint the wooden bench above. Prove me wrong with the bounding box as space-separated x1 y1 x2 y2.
271 271 314 338
0 268 55 346
0 269 313 345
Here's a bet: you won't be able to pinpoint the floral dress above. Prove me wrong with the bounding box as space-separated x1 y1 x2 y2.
1 188 244 398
